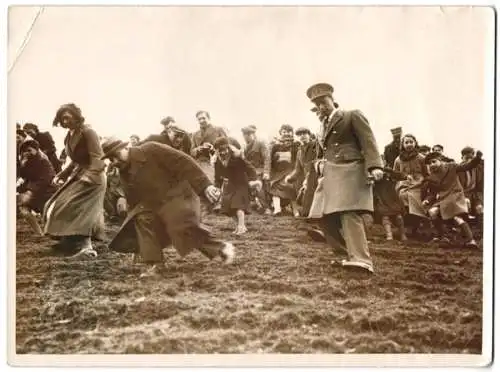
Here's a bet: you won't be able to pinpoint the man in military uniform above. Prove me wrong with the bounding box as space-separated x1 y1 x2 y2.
383 127 402 168
306 83 384 275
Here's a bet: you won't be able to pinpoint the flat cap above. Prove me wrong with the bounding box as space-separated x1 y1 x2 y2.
295 127 311 135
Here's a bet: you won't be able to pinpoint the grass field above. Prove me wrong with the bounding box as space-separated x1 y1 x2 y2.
15 213 483 354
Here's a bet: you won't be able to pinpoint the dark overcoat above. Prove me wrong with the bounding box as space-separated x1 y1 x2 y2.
383 141 400 169
34 131 62 172
214 156 258 215
108 142 213 257
17 152 57 212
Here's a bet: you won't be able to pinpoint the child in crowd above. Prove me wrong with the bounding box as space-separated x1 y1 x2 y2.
373 168 408 241
458 146 484 222
393 134 429 237
213 137 261 235
422 150 483 248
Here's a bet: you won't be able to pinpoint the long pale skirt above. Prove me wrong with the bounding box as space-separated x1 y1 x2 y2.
43 172 106 238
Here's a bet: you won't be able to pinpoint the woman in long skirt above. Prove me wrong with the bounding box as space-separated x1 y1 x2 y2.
43 103 107 258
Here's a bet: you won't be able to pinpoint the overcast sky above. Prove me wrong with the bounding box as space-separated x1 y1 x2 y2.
8 6 494 159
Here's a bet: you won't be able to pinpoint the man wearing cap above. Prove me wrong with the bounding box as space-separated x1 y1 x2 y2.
23 122 62 173
285 126 322 217
306 82 384 275
190 110 227 181
241 125 271 214
383 127 402 169
100 136 235 277
142 124 192 156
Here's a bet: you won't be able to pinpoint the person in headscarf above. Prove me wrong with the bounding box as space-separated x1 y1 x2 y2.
22 122 62 173
42 103 107 259
17 139 57 235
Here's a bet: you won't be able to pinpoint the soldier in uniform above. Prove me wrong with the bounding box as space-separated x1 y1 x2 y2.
383 127 402 169
305 83 384 276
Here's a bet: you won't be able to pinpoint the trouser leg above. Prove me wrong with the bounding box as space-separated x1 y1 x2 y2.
321 213 348 255
339 212 373 270
134 212 164 263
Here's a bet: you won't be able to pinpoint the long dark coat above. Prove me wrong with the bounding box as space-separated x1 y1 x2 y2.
34 131 62 173
383 141 400 169
214 156 258 215
43 124 106 237
108 142 214 257
17 152 57 213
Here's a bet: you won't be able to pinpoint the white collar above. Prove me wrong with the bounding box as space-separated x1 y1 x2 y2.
327 108 339 123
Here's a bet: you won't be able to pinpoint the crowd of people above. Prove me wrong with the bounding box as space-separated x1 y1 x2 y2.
15 83 484 278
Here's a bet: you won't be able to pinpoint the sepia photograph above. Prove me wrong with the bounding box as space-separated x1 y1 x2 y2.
6 3 495 367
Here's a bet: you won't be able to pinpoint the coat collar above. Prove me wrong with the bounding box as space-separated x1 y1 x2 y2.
322 110 344 145
126 146 147 185
66 125 84 154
